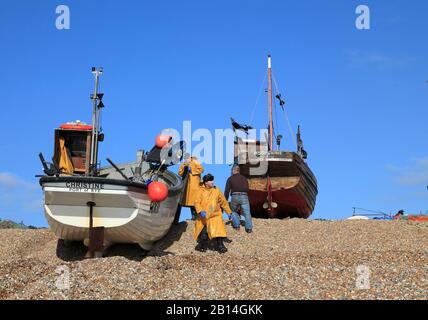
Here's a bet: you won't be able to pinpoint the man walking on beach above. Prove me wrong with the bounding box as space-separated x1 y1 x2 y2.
178 154 204 220
224 165 253 233
194 174 232 253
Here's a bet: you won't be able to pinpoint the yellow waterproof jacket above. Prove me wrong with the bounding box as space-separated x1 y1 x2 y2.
58 137 74 175
194 186 232 240
178 158 204 207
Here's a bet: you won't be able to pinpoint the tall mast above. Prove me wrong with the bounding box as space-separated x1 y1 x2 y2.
267 55 273 151
89 67 103 176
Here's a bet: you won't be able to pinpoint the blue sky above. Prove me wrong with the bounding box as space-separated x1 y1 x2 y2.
0 0 428 226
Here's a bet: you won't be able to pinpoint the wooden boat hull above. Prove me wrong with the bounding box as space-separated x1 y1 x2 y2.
246 187 313 219
238 152 317 219
40 174 183 250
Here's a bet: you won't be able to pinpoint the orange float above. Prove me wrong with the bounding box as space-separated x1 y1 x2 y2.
155 134 171 148
148 181 168 202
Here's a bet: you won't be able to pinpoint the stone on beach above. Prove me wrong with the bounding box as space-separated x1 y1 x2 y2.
0 219 427 300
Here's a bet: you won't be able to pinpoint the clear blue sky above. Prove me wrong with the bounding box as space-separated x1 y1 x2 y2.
1 0 427 227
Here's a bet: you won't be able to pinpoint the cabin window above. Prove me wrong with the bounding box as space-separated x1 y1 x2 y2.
65 133 88 158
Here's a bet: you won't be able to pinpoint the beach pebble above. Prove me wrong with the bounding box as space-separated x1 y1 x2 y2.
0 219 427 300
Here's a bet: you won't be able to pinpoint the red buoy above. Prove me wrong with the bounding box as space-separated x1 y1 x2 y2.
148 181 168 202
155 134 171 148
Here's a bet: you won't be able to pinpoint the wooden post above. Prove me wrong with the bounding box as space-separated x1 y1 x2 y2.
86 201 104 258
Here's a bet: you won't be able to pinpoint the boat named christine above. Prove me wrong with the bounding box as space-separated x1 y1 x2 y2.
38 68 185 256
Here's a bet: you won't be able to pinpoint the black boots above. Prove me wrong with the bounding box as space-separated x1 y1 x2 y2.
195 238 228 254
195 227 228 254
195 241 208 252
215 237 228 254
195 226 208 252
195 238 228 253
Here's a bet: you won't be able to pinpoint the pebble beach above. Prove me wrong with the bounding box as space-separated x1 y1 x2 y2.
0 219 427 300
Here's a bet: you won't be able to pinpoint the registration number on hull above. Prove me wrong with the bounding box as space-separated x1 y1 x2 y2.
65 182 105 193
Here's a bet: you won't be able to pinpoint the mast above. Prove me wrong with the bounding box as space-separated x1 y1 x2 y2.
89 67 103 176
267 55 273 151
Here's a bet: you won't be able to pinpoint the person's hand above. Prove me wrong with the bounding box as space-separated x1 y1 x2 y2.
200 211 206 219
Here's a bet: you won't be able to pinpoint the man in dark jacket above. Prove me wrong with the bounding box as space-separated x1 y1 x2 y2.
224 165 253 233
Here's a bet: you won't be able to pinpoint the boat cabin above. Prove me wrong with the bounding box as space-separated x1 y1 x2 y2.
53 121 93 175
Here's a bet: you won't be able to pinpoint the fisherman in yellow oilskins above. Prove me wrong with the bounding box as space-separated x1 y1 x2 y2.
178 153 204 220
194 173 232 254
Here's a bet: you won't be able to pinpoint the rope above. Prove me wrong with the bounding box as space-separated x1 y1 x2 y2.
249 70 267 126
273 93 279 140
272 71 297 149
352 207 389 216
283 106 297 149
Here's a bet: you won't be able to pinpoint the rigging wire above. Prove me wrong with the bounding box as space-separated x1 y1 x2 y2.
272 71 297 149
273 91 279 141
352 207 390 216
283 106 297 149
249 70 268 127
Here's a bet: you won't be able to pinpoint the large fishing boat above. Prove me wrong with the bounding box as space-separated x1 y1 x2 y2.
233 55 318 219
38 68 185 256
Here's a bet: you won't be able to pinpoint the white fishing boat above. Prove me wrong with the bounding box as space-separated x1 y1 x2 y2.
38 68 185 256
